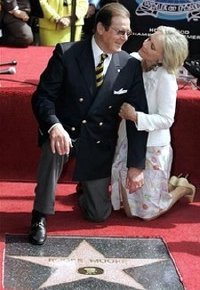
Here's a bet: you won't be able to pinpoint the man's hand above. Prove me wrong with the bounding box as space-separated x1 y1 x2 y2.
49 124 72 155
12 10 29 22
126 167 144 193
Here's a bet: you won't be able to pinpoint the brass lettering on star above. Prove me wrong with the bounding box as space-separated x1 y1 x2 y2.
78 267 104 275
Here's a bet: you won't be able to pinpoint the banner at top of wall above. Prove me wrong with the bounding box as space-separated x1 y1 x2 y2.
121 0 200 57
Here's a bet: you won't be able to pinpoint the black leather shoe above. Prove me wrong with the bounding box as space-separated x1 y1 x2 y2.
29 216 47 245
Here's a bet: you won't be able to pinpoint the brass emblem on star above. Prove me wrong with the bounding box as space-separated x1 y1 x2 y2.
78 267 104 275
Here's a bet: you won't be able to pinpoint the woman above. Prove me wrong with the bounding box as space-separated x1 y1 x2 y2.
111 26 196 220
38 0 88 46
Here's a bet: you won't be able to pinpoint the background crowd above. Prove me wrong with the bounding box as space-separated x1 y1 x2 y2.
0 0 199 59
0 0 112 47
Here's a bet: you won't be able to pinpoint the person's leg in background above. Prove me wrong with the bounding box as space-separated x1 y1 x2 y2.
1 12 33 47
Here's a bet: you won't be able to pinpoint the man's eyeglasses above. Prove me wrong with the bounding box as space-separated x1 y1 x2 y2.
110 27 133 37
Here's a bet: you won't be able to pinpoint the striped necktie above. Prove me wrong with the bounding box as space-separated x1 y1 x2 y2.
95 53 108 88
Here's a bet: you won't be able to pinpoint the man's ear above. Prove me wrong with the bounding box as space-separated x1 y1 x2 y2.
96 22 105 35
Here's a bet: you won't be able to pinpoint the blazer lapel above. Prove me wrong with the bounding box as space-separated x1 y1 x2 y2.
89 53 122 110
76 42 96 96
104 53 121 87
75 46 123 113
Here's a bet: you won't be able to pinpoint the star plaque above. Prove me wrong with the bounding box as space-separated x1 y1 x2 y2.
4 235 184 289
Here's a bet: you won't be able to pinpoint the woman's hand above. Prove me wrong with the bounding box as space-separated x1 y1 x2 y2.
57 17 71 29
126 167 144 193
119 102 137 122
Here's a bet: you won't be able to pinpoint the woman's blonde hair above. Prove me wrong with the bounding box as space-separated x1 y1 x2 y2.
157 26 189 74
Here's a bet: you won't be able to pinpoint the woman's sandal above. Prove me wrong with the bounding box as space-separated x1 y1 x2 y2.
168 173 183 190
177 177 196 203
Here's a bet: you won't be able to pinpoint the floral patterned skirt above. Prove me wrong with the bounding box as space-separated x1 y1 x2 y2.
111 137 173 219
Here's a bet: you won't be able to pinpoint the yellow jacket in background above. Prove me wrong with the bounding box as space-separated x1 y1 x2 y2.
39 0 88 45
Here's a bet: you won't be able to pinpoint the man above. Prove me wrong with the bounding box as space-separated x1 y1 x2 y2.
0 0 33 47
29 2 148 245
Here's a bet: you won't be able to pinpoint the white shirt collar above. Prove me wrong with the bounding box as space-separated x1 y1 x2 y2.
92 36 112 67
130 52 142 62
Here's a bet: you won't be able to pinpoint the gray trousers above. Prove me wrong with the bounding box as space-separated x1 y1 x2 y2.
33 141 112 222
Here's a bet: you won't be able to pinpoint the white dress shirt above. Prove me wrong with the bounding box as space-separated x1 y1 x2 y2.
92 36 112 75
